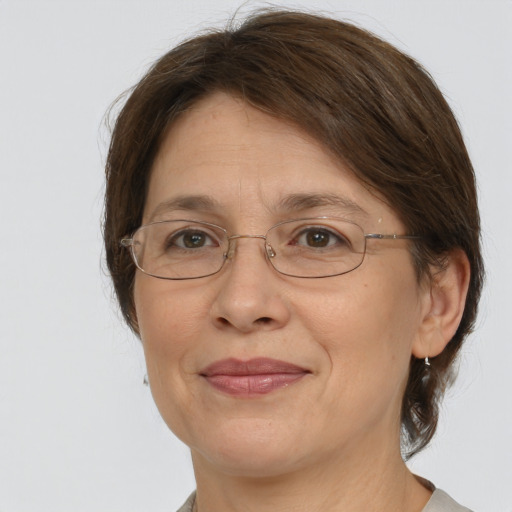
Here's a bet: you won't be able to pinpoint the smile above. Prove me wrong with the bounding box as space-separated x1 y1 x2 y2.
200 358 310 396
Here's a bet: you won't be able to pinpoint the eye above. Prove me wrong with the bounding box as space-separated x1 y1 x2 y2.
167 229 218 249
292 226 350 249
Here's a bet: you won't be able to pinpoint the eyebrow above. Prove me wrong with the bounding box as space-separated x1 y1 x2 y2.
148 195 221 222
275 193 368 217
148 192 368 222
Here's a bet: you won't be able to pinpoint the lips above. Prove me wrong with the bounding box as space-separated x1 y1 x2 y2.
200 358 310 396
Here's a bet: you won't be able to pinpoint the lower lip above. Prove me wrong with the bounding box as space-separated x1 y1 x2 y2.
204 373 307 396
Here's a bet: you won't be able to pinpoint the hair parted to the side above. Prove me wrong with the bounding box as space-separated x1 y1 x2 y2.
104 9 483 458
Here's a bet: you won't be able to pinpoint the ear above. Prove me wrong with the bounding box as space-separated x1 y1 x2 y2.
412 249 471 360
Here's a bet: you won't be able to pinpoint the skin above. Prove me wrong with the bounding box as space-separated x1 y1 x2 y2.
133 92 469 512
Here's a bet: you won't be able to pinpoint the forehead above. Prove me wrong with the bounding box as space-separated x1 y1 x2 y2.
145 92 398 229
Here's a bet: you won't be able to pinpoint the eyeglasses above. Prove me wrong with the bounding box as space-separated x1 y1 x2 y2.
120 217 421 280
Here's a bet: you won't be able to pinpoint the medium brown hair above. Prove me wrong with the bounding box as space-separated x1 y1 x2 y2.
104 9 483 458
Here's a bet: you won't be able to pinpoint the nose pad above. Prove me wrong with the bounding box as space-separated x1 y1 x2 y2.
225 241 236 260
265 243 276 259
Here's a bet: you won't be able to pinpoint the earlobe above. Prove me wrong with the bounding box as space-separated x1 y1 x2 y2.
412 249 471 360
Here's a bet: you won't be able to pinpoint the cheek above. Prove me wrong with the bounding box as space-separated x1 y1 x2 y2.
133 277 215 435
134 277 212 382
297 271 422 390
135 276 206 336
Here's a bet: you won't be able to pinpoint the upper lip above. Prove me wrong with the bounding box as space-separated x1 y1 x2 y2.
200 357 310 376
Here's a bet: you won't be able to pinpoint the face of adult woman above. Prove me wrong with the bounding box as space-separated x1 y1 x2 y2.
133 91 459 480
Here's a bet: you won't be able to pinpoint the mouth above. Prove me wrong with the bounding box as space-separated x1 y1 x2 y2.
199 357 310 396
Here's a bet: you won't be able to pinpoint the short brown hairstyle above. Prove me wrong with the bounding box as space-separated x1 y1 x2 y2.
104 9 483 458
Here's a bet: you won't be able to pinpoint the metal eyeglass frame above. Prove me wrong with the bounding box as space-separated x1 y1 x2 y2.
120 217 422 280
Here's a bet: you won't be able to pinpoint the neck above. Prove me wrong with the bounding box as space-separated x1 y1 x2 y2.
190 438 431 512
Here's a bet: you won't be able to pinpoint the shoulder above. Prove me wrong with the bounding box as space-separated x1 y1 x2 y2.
176 491 196 512
423 488 474 512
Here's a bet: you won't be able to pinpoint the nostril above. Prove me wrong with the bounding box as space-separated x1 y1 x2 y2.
256 317 272 325
215 316 273 330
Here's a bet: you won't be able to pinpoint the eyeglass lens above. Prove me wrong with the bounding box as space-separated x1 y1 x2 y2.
129 219 367 279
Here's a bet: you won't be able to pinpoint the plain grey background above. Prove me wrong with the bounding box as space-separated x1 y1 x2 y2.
0 1 510 511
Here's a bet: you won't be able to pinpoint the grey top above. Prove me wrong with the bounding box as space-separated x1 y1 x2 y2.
423 489 473 512
176 488 473 512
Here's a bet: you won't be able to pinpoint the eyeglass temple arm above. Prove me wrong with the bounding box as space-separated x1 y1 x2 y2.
365 234 422 240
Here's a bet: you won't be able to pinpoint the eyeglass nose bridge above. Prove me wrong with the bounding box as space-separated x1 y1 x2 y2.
225 234 276 260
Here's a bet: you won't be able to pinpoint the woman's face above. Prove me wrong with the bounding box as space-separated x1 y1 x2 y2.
134 92 431 477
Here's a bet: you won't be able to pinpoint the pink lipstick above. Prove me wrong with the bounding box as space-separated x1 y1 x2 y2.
200 358 309 396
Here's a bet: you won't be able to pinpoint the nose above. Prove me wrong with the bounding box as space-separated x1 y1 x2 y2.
210 236 291 333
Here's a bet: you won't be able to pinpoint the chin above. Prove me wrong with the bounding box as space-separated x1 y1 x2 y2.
188 418 308 478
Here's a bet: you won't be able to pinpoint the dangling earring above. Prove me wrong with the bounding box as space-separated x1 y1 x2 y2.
143 374 149 386
425 357 431 367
